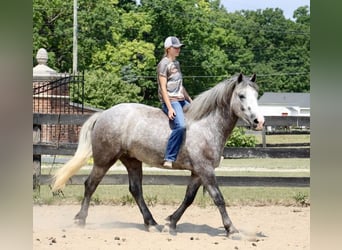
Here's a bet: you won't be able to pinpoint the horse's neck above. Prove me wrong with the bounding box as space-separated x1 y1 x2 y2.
220 112 239 143
188 109 238 147
224 114 239 138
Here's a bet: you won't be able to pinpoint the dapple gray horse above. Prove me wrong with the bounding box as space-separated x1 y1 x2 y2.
52 73 264 236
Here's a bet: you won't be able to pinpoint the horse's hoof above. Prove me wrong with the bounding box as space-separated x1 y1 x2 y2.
228 229 264 242
74 218 86 227
162 223 169 233
147 224 160 233
162 224 177 236
227 225 239 237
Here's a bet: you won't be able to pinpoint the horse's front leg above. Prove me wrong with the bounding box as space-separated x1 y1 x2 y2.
201 170 239 237
166 172 202 233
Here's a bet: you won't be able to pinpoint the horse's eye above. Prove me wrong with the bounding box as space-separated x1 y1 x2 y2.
239 94 245 99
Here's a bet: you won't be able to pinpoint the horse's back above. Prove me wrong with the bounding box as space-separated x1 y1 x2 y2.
94 103 165 133
106 102 161 115
97 103 160 122
91 103 170 165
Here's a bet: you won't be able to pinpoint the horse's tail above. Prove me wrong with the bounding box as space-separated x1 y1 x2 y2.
52 112 102 191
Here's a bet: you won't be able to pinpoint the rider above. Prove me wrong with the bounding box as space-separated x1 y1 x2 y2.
157 36 192 168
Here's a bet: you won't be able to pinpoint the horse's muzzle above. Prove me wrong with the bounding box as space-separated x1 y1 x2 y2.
253 116 265 131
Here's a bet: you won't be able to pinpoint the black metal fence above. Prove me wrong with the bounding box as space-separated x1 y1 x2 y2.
33 72 85 144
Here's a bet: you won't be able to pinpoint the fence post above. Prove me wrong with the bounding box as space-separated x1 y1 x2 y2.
33 124 41 190
262 127 266 148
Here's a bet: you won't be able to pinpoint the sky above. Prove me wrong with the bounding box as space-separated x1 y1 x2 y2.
220 0 310 20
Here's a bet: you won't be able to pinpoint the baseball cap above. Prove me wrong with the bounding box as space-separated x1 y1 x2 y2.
164 36 184 48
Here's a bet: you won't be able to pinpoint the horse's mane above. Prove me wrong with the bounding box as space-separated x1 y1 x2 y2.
185 74 258 121
186 76 238 121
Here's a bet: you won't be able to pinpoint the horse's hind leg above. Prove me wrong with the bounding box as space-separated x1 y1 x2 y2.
120 156 158 231
74 162 113 226
166 172 202 232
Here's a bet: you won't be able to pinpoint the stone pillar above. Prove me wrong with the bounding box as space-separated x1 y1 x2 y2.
33 48 59 81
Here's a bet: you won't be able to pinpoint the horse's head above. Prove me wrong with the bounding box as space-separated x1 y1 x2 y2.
231 73 265 131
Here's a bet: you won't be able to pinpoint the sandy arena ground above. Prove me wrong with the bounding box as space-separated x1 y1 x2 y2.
33 204 309 249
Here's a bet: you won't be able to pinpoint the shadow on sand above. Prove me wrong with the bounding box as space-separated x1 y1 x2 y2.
86 220 267 242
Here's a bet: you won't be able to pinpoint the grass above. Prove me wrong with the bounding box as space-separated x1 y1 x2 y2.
219 158 309 170
33 184 310 207
42 157 310 178
254 133 310 145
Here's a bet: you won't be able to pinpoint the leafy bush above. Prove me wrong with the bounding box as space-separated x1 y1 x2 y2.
293 192 310 207
225 127 257 147
120 194 135 206
145 195 158 207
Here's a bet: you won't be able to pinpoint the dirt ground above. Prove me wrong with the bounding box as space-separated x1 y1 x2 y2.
33 204 309 250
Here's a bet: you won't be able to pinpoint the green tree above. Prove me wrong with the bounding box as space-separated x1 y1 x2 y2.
293 6 310 24
84 69 142 109
77 0 123 71
90 8 158 105
33 0 124 71
229 7 310 93
140 0 251 96
33 0 73 70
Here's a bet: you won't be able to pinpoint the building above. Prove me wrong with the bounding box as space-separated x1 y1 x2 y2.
258 92 310 117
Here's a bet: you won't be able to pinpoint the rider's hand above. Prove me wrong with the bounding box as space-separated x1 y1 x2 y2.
168 108 176 120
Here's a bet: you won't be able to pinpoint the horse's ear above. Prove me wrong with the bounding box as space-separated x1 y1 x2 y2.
237 73 243 83
250 74 256 82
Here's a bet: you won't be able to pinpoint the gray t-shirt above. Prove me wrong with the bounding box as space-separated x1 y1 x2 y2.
157 57 185 103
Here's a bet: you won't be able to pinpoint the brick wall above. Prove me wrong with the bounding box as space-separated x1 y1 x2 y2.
33 80 96 144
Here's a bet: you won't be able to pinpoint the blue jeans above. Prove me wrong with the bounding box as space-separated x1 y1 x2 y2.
162 100 190 162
